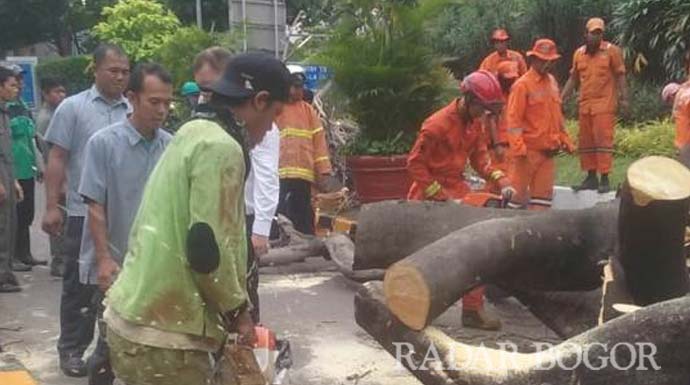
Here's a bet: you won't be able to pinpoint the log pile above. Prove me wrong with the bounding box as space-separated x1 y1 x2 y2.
353 156 690 385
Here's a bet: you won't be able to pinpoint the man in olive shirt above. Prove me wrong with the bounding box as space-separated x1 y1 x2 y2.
105 53 290 384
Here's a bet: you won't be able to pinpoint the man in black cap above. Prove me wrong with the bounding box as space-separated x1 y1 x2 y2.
104 53 290 385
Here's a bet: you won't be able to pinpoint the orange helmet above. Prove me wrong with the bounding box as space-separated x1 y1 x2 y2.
460 70 504 108
491 29 510 42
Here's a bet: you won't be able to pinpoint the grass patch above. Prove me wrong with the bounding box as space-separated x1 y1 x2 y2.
555 155 637 188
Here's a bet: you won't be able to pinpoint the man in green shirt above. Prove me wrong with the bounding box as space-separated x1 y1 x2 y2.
105 53 291 384
8 77 45 269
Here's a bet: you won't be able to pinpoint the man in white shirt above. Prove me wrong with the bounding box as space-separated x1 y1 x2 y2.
193 47 280 322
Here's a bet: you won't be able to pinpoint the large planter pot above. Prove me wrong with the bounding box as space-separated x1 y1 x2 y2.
347 155 412 203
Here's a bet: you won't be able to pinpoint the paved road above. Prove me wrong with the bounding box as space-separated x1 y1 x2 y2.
0 188 420 385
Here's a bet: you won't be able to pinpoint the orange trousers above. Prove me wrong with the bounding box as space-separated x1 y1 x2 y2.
511 150 555 210
578 113 615 174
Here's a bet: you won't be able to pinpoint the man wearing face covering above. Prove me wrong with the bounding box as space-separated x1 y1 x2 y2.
562 18 628 193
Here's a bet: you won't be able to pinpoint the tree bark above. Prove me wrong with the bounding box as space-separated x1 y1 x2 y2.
614 156 690 306
383 203 617 331
357 281 690 385
513 290 601 339
354 201 532 270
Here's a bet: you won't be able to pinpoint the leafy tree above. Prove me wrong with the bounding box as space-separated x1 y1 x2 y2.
613 0 690 82
154 27 240 89
92 0 181 62
317 0 452 155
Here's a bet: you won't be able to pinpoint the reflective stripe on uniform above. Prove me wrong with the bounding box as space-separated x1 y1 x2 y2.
424 181 442 198
507 127 524 134
490 170 505 181
279 167 315 182
280 127 324 139
578 147 614 154
315 156 329 163
529 197 552 207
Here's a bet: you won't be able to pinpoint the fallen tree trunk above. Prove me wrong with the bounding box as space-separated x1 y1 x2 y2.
614 156 690 306
357 281 690 385
384 203 617 330
324 234 385 282
513 290 601 339
258 241 326 267
354 201 532 270
259 215 327 267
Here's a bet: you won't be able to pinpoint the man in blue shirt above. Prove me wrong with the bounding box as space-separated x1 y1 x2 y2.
79 62 174 385
43 43 131 378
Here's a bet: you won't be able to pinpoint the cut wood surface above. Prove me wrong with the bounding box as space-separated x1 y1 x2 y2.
614 156 690 306
357 281 690 385
354 201 532 270
384 203 617 330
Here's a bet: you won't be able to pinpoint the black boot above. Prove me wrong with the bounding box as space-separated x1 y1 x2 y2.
598 174 611 193
19 254 48 266
11 261 32 272
50 256 64 277
0 271 21 293
572 171 599 191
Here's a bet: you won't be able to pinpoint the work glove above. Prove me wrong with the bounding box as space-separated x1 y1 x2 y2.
500 186 517 207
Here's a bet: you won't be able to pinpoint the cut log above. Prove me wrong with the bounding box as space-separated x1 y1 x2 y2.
384 203 617 331
357 281 690 385
354 201 532 270
323 234 385 282
614 156 690 306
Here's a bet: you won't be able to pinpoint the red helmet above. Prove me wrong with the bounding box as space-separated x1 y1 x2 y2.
459 70 504 107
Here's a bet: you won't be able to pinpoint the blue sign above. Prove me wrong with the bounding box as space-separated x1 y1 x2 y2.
302 65 332 91
17 62 36 109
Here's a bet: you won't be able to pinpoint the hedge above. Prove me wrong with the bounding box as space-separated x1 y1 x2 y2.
36 55 93 95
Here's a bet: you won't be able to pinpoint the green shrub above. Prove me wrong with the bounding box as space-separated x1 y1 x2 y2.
37 56 93 95
317 0 451 155
614 120 675 158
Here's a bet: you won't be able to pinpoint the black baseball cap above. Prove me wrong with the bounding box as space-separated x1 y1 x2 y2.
206 52 291 102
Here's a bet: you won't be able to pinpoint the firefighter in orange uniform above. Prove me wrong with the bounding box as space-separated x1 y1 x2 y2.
672 55 690 168
562 18 628 193
407 71 515 330
485 61 521 193
276 67 333 235
507 39 575 210
479 29 528 77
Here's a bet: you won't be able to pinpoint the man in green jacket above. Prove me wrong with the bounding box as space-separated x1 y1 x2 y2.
104 53 290 384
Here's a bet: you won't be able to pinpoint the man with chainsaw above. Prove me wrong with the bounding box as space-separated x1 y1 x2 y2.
104 53 291 384
507 39 575 210
407 70 515 330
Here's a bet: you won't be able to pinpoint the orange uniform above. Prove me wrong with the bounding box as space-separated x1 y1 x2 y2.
407 98 508 312
571 42 626 174
275 100 332 182
673 82 690 149
506 68 570 209
407 99 507 201
479 50 528 77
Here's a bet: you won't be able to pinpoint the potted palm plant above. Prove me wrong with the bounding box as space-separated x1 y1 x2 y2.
318 0 450 203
